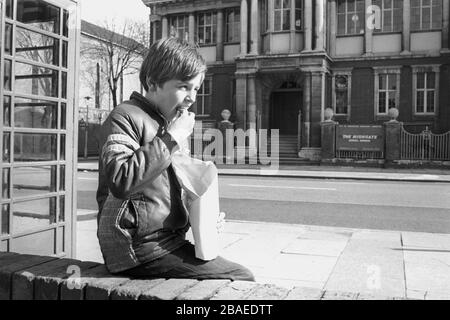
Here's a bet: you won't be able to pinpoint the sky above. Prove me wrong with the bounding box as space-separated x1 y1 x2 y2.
79 0 150 26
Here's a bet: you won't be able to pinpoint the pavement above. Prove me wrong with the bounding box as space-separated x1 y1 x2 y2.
76 159 450 299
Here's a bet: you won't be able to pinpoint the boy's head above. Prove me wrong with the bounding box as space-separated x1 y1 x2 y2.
140 37 207 91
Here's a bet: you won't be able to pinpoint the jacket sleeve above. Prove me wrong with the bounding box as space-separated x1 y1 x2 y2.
101 112 172 199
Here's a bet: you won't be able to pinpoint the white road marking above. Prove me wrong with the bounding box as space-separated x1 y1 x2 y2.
228 184 337 191
78 177 97 180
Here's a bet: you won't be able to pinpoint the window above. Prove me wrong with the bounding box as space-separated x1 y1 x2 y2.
337 0 365 35
333 72 352 115
413 66 440 115
169 15 189 41
295 0 303 30
372 0 403 33
411 0 442 31
274 0 291 31
225 8 240 42
197 12 217 45
196 77 212 115
374 68 401 116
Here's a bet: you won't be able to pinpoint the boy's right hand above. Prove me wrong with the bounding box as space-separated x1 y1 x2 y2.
167 110 195 146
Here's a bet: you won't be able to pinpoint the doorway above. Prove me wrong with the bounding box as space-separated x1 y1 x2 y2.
270 90 302 135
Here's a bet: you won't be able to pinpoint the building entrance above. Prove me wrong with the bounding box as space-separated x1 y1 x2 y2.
270 90 302 135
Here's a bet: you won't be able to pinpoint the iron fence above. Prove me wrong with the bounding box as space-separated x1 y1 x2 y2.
400 127 450 161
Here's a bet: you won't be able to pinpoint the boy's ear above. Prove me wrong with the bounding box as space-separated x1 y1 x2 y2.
147 78 157 92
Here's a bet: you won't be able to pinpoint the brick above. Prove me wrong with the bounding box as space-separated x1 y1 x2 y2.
0 254 58 300
211 281 260 300
12 258 81 300
140 279 199 300
284 287 324 300
321 290 358 300
110 279 166 300
85 273 131 300
60 265 111 300
34 261 100 300
176 280 230 300
245 284 289 300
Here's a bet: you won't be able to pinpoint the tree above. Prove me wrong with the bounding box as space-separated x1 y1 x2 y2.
81 19 148 108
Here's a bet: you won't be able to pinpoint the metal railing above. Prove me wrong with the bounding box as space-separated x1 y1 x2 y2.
400 126 450 161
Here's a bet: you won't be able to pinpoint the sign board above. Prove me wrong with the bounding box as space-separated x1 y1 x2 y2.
336 125 384 152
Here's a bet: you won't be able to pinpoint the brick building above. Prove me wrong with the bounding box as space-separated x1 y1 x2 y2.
143 0 450 160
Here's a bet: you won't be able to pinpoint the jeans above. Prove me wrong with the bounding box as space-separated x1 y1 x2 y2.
120 242 255 282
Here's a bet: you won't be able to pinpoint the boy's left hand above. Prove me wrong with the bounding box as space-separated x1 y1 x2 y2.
217 212 226 233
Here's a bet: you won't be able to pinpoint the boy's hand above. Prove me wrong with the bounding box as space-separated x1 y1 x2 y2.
167 110 195 146
217 211 226 234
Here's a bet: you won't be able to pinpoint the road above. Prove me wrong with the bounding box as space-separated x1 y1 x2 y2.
77 171 450 233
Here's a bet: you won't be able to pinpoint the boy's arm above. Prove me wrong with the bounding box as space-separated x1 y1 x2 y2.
101 112 177 199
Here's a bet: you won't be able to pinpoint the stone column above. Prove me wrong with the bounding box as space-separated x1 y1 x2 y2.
314 0 326 51
240 0 248 55
302 73 311 148
217 9 224 61
268 0 274 54
235 73 247 129
250 0 259 55
162 16 169 39
247 74 258 158
401 0 411 54
189 13 195 44
384 120 402 162
442 0 450 51
289 0 296 53
329 0 337 56
303 0 313 52
364 0 373 55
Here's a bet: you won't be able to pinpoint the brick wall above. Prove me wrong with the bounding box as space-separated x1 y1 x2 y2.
0 252 407 300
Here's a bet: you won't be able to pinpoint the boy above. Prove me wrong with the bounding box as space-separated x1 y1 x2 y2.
96 37 255 281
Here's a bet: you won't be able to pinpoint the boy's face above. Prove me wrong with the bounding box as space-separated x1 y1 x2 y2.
149 73 205 121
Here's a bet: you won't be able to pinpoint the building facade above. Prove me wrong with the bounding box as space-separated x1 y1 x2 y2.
143 0 450 160
0 0 80 257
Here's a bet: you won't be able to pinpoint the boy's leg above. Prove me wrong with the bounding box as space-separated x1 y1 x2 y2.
122 243 255 282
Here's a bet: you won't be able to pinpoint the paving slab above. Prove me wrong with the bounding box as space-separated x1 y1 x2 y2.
404 262 450 293
321 290 358 300
401 232 450 250
258 253 338 283
256 277 325 291
284 286 324 300
84 273 131 300
281 238 349 257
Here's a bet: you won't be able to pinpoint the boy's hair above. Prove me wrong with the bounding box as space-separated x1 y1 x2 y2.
140 37 207 91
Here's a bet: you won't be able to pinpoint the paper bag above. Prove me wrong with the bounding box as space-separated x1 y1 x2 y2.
171 152 220 260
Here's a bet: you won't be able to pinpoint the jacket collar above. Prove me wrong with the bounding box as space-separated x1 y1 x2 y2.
130 91 168 125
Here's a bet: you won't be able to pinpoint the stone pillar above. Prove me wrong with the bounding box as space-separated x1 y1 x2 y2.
189 13 195 44
321 120 337 160
250 0 259 55
303 0 313 52
247 74 258 158
217 9 224 61
235 73 247 129
289 0 296 53
162 16 169 39
314 0 325 51
302 73 311 148
329 0 337 56
364 0 373 55
442 0 450 51
268 0 275 54
240 0 248 55
401 0 411 54
384 120 402 162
